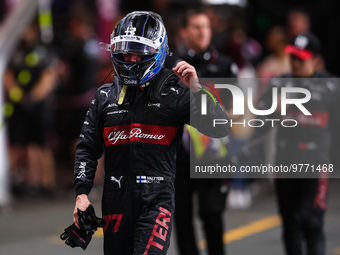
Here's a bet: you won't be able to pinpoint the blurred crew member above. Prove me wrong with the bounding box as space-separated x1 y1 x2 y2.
166 7 237 255
255 33 340 255
3 22 58 197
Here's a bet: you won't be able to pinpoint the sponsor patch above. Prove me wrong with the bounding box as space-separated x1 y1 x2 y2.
103 123 178 146
111 176 123 188
76 162 87 178
148 102 161 107
136 176 164 184
107 110 128 115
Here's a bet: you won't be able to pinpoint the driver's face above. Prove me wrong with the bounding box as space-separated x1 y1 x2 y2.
123 54 143 63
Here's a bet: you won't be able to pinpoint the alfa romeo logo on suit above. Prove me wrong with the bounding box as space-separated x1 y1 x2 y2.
103 124 179 146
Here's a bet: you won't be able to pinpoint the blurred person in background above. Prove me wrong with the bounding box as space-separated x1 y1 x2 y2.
165 7 237 255
56 8 100 163
252 33 340 255
286 9 310 39
220 14 261 209
205 6 230 52
3 20 58 197
222 15 262 78
257 25 290 94
256 25 291 177
286 9 328 81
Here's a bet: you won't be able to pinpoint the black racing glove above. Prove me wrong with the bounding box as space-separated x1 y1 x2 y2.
60 204 106 250
60 223 91 249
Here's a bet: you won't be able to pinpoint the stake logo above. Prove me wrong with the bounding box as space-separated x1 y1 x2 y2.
125 21 136 36
76 162 87 179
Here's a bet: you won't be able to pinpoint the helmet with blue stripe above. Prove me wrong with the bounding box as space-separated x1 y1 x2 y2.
110 11 170 86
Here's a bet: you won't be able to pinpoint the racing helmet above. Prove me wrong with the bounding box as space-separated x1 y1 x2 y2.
110 11 170 86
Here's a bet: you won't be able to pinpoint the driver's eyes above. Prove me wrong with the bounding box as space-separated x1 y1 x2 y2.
140 55 152 61
114 54 125 61
114 54 153 62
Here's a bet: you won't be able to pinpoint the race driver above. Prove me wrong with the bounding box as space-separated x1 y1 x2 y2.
71 11 229 255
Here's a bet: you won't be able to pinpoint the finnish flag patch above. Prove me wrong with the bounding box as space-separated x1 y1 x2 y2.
136 176 147 183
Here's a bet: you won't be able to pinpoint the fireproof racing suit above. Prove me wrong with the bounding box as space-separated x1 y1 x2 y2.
256 72 340 255
73 69 229 255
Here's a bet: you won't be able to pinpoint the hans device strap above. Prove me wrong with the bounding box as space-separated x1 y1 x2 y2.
147 68 176 103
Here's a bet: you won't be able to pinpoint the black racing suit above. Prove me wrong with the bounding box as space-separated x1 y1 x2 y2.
165 46 237 255
73 69 229 255
256 72 340 255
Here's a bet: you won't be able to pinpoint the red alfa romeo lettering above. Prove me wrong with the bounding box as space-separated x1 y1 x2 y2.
143 207 172 254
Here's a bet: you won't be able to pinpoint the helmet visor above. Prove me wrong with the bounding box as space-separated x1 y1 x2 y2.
111 41 158 55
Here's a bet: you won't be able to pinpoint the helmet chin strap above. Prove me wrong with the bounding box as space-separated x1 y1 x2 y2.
117 80 149 105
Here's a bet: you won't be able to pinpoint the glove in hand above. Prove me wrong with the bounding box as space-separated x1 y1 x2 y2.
60 204 106 250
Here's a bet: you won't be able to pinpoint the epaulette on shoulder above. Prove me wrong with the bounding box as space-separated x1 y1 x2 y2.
98 83 113 91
